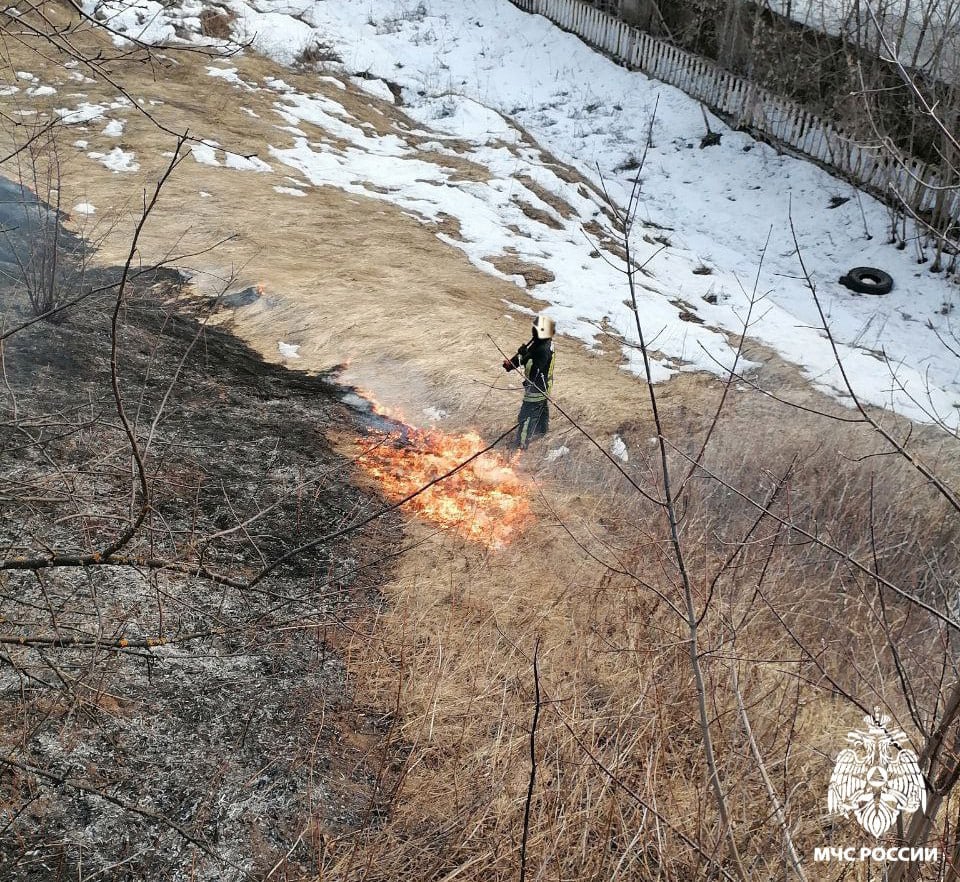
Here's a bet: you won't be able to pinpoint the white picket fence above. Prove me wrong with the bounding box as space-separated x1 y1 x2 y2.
508 0 960 235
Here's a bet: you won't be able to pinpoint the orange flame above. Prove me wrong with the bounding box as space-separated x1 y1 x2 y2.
355 394 529 547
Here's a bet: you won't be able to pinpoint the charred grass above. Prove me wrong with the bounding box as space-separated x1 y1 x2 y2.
0 274 401 880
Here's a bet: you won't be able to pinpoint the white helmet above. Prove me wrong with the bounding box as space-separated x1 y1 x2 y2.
533 314 555 339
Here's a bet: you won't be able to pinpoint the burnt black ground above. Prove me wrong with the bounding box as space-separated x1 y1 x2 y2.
0 266 401 881
0 175 86 310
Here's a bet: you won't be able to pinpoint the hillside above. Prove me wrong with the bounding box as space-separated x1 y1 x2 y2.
2 2 960 881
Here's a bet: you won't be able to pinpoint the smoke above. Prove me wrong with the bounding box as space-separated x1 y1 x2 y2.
338 356 452 427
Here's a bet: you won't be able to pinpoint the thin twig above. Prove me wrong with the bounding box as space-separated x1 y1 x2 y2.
519 636 541 882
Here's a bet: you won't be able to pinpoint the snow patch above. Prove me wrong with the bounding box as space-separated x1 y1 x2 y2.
350 76 396 104
90 0 176 45
277 342 300 359
72 202 96 215
87 147 139 172
56 102 106 124
273 186 306 197
207 66 257 91
271 92 383 149
610 435 629 463
191 142 220 166
264 77 294 92
224 152 272 172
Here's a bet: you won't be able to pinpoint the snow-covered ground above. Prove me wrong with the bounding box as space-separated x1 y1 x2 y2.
81 0 960 427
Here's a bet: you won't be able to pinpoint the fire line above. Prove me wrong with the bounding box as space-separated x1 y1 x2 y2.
354 393 530 547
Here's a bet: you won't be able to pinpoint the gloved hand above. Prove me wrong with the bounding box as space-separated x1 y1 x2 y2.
502 358 514 372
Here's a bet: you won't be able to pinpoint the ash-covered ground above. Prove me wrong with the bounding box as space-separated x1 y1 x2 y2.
0 255 401 880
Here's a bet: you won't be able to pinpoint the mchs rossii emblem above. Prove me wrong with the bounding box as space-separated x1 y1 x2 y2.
828 707 926 837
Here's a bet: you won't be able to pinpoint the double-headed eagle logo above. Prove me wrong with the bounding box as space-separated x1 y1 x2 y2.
828 707 926 837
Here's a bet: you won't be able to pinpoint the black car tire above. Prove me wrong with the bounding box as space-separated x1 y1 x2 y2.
839 266 894 295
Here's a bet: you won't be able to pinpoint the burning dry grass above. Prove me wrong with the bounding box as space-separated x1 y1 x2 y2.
356 422 529 547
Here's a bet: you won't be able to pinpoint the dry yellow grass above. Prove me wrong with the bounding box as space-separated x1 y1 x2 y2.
320 420 960 881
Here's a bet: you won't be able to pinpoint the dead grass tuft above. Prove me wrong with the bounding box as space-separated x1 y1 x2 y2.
485 254 556 287
199 7 233 39
584 219 627 262
296 40 343 66
512 197 563 230
430 211 464 241
516 174 576 221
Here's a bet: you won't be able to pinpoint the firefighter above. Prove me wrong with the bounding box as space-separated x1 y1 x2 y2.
502 314 556 449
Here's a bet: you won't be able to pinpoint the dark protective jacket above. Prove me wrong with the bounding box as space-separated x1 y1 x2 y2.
507 337 555 402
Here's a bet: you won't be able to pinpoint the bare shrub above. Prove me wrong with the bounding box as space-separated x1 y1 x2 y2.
296 41 343 66
199 7 233 39
1 131 86 323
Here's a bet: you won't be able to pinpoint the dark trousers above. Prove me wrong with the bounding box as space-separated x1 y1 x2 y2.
517 398 549 448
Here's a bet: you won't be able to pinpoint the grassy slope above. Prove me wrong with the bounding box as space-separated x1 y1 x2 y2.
2 7 960 881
